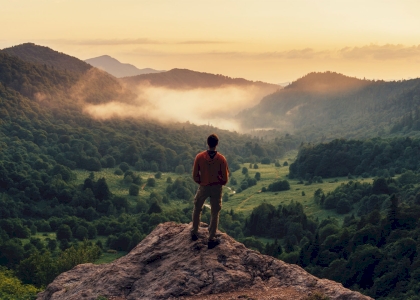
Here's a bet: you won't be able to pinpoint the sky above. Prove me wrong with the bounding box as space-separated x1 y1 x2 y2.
1 0 420 83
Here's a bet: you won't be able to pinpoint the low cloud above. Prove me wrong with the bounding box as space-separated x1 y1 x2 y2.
83 84 271 131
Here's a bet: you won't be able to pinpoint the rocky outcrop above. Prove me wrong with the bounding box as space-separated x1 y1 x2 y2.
37 222 372 300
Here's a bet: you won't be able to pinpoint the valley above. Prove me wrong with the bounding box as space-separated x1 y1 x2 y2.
0 43 420 299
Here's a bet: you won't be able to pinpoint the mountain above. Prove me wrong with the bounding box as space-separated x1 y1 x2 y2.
121 68 280 90
1 43 91 74
1 43 136 105
85 55 163 78
236 71 420 140
37 222 371 300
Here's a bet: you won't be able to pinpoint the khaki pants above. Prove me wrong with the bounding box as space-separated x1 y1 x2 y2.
192 185 223 239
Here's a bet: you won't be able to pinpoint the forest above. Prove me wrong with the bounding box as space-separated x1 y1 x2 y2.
1 43 420 299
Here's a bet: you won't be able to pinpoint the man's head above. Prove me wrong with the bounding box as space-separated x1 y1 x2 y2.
207 134 219 149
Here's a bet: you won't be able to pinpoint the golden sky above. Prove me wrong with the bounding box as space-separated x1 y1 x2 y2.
2 0 420 83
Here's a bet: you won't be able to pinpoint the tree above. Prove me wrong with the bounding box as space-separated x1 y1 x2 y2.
255 172 261 181
119 162 130 172
222 192 229 202
56 224 72 241
129 184 140 196
261 157 270 164
147 178 156 187
74 226 88 241
175 165 185 174
242 167 248 175
268 180 290 192
94 177 111 201
154 171 162 179
148 201 162 214
87 224 97 239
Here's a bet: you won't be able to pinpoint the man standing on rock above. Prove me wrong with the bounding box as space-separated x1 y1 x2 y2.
191 133 229 246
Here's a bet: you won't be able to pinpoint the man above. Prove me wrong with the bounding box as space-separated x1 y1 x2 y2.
191 133 229 246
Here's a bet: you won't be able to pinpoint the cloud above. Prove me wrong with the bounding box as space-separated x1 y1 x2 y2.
176 40 229 45
75 38 162 45
156 44 420 61
338 44 420 60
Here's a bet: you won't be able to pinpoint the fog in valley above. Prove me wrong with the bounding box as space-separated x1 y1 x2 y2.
83 83 274 132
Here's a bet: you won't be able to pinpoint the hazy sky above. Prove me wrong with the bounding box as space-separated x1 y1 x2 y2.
2 0 420 83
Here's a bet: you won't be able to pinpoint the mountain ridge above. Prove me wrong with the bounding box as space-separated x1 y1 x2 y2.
121 68 280 90
1 43 91 74
85 55 163 78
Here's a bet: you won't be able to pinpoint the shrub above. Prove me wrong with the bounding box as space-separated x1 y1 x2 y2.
119 162 130 172
129 184 140 196
268 180 290 192
261 157 271 164
114 169 123 175
147 178 156 187
175 165 185 174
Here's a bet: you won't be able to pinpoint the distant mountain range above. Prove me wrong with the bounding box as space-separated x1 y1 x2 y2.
85 55 163 78
2 42 420 142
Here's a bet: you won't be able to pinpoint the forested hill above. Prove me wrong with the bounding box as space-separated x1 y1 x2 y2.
1 43 91 74
0 44 136 105
236 71 420 140
121 68 280 91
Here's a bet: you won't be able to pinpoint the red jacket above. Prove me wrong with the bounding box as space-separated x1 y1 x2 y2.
192 151 229 186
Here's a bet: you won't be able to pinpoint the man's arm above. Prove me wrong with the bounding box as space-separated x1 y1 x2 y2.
218 158 229 185
192 156 201 184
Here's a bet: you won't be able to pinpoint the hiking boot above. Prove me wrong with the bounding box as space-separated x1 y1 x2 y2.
190 231 199 241
208 238 220 249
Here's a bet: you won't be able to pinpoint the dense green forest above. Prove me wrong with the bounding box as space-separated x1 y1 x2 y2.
245 179 420 299
2 43 420 299
289 137 420 179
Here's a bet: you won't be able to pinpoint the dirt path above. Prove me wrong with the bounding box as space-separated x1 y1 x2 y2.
238 194 254 208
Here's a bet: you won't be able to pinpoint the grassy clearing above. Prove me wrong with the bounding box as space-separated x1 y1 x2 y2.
224 161 374 222
21 232 56 245
73 168 193 212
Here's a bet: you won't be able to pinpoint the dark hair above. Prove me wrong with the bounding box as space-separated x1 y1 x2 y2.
207 134 219 148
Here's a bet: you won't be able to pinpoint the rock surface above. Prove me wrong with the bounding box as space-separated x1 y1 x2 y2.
37 222 372 300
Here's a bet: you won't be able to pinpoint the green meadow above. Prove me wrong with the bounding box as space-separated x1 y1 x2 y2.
73 168 192 211
224 161 369 221
74 152 374 223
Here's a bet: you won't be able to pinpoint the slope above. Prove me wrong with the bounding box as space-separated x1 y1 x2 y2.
236 71 420 140
85 55 163 77
2 43 91 74
37 222 371 300
1 43 136 105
